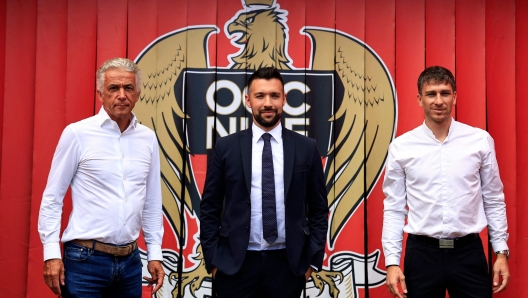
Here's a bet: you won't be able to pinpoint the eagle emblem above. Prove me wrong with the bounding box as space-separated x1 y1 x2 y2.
134 1 395 297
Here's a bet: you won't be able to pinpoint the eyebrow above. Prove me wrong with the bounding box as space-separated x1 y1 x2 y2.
425 89 451 94
108 83 135 89
254 91 281 96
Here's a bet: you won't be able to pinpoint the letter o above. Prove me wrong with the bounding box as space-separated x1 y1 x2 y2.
206 80 242 115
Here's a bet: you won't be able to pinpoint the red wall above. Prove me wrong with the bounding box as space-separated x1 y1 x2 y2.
0 0 525 297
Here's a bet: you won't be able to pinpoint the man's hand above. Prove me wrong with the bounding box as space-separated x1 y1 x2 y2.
43 259 65 295
305 267 313 281
492 254 510 293
144 260 165 294
211 267 218 279
386 265 407 298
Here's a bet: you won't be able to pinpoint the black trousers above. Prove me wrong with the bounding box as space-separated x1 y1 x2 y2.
213 249 306 298
404 234 492 298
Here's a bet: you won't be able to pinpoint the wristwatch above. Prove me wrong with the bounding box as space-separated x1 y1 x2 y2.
495 250 510 260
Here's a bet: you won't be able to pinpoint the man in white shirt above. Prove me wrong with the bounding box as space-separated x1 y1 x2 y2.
382 66 510 298
38 58 164 297
200 67 328 297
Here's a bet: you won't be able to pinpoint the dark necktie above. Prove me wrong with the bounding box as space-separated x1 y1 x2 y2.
261 133 278 244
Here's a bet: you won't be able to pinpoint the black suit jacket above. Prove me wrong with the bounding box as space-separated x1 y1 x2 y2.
200 127 329 276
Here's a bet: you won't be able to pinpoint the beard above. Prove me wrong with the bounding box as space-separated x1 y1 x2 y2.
253 108 282 128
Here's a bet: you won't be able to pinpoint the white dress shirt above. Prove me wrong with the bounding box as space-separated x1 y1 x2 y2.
382 119 508 266
248 123 286 250
38 107 163 261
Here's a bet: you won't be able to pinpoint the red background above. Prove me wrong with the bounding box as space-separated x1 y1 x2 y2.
0 0 526 297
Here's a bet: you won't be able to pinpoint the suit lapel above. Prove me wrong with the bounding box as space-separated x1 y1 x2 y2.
240 129 252 193
282 128 295 198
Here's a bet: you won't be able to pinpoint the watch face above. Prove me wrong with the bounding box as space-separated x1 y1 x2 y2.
496 250 510 259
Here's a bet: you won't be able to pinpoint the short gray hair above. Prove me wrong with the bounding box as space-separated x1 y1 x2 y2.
96 58 142 94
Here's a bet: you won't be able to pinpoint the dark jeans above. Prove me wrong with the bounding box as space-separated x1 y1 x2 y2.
213 249 306 298
61 241 142 298
404 234 492 298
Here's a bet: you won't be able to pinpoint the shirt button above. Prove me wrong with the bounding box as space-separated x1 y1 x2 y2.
245 226 249 232
124 221 126 225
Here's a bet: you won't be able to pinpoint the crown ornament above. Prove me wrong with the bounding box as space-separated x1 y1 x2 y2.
245 0 274 8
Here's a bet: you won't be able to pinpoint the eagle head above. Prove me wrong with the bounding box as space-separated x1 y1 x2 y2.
227 8 290 70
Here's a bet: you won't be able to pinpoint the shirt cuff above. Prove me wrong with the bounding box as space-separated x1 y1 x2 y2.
146 243 163 261
43 242 62 261
491 241 509 253
384 255 401 267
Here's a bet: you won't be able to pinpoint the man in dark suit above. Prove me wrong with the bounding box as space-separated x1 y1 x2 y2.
200 67 329 298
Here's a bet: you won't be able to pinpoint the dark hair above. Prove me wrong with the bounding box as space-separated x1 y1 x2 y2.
247 67 284 92
417 66 456 94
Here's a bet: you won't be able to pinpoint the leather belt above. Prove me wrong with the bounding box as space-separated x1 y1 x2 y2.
71 239 138 256
409 233 479 249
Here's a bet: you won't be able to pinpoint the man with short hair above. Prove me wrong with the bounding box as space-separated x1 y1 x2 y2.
38 58 164 297
200 67 329 298
382 66 510 298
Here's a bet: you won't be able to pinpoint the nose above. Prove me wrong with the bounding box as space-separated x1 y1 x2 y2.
433 94 443 105
263 96 272 106
117 87 127 99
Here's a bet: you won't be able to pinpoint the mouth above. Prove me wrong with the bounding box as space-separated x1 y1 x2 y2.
260 109 276 116
230 31 247 44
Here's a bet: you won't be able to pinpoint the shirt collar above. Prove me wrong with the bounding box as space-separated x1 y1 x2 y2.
252 122 282 143
97 107 138 130
421 118 458 142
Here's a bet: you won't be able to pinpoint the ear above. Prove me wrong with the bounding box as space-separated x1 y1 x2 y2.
245 93 251 108
134 91 141 102
97 90 103 103
452 91 457 105
282 92 287 107
417 93 423 107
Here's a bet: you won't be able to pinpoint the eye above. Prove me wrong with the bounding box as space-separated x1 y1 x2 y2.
125 85 134 91
245 17 254 24
108 86 118 91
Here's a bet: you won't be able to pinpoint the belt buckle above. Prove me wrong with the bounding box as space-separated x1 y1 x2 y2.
439 239 454 249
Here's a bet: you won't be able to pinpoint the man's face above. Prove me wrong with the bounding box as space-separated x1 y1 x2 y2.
245 78 286 131
417 82 456 125
98 68 140 123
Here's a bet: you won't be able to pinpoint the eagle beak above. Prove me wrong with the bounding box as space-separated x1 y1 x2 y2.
227 22 248 44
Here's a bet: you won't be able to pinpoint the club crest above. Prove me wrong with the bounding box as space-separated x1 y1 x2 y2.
134 0 396 296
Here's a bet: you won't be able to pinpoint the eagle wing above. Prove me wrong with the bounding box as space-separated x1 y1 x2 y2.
134 27 218 242
303 28 396 246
